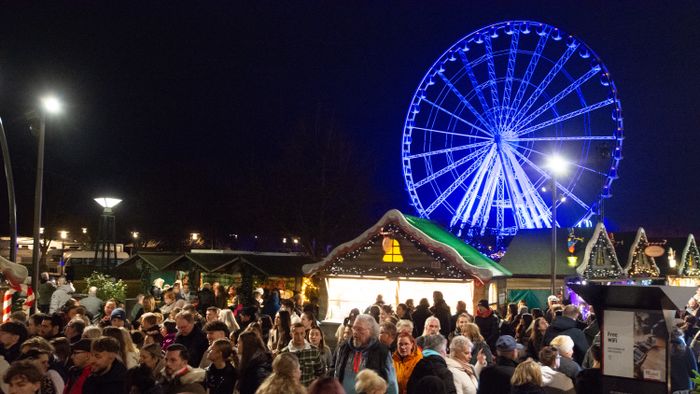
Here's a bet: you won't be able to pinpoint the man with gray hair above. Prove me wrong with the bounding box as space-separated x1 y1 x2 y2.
334 314 398 394
406 334 457 394
80 286 103 319
543 304 588 364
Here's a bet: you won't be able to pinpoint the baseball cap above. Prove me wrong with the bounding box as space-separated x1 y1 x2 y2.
496 335 524 352
110 308 126 321
477 299 489 309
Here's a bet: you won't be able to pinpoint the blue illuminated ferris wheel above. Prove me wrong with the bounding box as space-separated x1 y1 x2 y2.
402 21 623 238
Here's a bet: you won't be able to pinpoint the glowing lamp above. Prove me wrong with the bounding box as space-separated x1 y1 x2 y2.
546 154 568 176
81 227 88 234
59 230 68 240
132 231 139 239
41 96 63 114
94 197 122 213
567 256 578 267
190 233 199 241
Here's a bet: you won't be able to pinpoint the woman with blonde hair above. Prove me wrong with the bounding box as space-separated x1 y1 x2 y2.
355 368 387 394
510 358 544 393
462 323 493 366
255 352 305 394
103 326 139 368
219 308 240 333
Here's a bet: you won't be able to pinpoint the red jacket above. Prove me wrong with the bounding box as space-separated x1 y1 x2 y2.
64 366 91 394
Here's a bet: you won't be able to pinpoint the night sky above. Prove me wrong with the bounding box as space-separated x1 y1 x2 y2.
0 2 698 247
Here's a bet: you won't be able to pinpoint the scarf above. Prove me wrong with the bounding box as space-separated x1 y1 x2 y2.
476 308 493 318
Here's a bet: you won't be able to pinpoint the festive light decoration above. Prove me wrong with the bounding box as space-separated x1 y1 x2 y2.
301 277 319 303
625 227 660 278
577 222 623 279
325 224 472 279
681 234 700 277
381 233 404 263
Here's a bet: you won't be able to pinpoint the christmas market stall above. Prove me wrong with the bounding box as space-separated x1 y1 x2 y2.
302 209 511 322
498 226 593 310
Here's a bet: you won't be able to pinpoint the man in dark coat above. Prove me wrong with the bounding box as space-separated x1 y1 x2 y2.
406 334 456 394
412 298 432 338
543 304 588 364
474 299 500 352
477 335 522 394
0 321 27 363
83 337 127 394
174 311 209 367
430 291 452 338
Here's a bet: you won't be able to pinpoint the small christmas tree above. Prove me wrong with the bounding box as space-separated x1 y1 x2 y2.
682 234 700 277
577 222 623 279
625 228 660 278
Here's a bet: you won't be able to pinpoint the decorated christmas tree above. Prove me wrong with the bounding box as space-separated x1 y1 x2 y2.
681 234 700 277
625 227 660 278
577 222 623 279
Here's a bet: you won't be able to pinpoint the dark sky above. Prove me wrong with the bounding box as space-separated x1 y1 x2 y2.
0 2 698 244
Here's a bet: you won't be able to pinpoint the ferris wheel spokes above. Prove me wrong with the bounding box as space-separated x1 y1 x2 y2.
457 49 495 128
450 146 499 228
409 126 492 140
514 98 615 137
500 28 521 130
421 97 493 136
507 25 550 127
411 145 493 189
506 42 580 131
435 72 495 133
483 35 501 115
405 140 490 160
511 65 603 132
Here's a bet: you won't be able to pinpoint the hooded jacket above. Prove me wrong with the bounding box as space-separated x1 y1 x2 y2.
406 349 457 394
161 365 206 394
540 365 575 393
49 283 75 313
393 347 423 394
543 316 588 364
335 337 399 394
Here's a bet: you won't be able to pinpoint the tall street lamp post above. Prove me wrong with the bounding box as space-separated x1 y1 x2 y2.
546 154 568 296
31 96 62 295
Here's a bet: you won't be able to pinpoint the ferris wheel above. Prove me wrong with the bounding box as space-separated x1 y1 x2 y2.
402 21 623 237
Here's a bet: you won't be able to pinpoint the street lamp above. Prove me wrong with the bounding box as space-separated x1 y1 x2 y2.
131 231 140 255
31 95 62 296
59 230 68 275
546 154 568 296
94 197 122 265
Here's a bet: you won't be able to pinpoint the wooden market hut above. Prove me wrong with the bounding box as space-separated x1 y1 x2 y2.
302 209 511 322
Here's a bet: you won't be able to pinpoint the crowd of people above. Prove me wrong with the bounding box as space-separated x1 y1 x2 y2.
3 274 699 393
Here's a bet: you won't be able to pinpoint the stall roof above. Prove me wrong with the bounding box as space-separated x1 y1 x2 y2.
118 253 181 271
118 251 312 276
499 227 594 277
303 209 510 282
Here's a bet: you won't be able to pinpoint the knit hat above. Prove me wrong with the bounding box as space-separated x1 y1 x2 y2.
547 295 560 303
110 308 126 321
477 299 489 309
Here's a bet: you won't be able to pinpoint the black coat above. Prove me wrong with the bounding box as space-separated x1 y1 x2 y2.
543 316 589 365
474 312 500 352
237 351 272 394
175 325 209 367
412 305 432 338
430 301 452 337
83 359 127 394
574 368 602 394
406 354 457 394
477 356 518 394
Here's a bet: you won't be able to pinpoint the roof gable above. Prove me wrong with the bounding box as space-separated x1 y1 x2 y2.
576 222 623 279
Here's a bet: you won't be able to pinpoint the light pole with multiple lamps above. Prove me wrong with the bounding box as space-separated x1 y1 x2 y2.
31 96 62 295
546 154 568 296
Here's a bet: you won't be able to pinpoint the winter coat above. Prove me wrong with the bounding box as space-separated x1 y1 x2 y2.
430 301 452 337
49 283 74 313
445 356 479 394
540 365 575 393
406 351 457 394
38 281 56 307
543 316 588 364
83 359 127 394
477 356 518 394
574 368 602 394
474 310 500 352
237 351 272 394
412 305 432 338
174 325 209 367
393 347 423 394
510 383 545 394
160 366 206 394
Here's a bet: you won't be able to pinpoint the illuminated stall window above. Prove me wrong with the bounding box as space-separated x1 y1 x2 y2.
382 236 404 263
488 282 498 305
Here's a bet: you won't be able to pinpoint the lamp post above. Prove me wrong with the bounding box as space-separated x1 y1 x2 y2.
59 230 68 275
131 231 140 255
546 154 568 296
94 197 122 266
31 96 62 295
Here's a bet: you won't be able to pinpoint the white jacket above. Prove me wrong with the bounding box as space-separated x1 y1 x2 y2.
541 365 575 393
445 356 479 394
49 283 75 313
